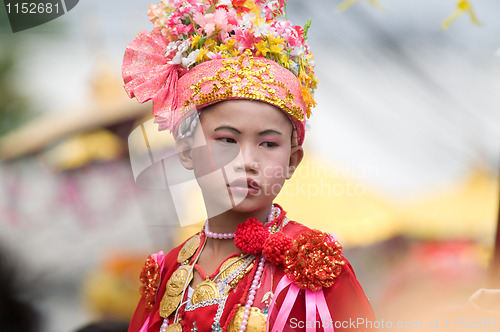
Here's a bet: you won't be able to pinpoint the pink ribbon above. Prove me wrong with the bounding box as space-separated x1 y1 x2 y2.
267 275 334 332
138 317 150 332
122 30 181 131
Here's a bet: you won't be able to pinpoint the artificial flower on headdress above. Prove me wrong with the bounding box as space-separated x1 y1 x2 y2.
124 0 318 122
284 229 345 291
442 0 481 30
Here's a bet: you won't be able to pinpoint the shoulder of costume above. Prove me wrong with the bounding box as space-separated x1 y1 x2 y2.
264 219 346 291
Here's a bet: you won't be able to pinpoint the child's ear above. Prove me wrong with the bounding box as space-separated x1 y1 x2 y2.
175 137 194 170
286 145 303 179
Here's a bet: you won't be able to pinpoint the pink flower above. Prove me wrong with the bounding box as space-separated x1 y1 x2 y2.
207 51 224 60
262 0 282 21
235 29 260 51
226 10 238 30
147 4 160 23
218 30 231 43
287 28 302 48
273 20 291 35
193 8 229 35
166 12 182 29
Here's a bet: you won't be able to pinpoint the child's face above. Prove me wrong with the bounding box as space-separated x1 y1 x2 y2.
182 99 303 216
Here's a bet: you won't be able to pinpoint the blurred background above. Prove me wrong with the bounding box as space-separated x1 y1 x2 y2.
0 0 499 331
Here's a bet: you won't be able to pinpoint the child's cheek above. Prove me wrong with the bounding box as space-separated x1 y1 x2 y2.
192 142 241 176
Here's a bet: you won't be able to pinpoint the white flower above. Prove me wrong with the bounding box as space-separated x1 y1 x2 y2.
254 22 271 37
240 13 256 30
166 40 180 54
308 59 315 67
290 47 303 57
168 51 183 65
182 49 200 68
290 62 299 75
217 0 232 7
178 40 190 54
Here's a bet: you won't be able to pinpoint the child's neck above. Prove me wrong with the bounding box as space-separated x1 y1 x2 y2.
206 205 272 235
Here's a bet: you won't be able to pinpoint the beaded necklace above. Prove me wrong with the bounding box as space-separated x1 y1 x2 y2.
160 205 280 332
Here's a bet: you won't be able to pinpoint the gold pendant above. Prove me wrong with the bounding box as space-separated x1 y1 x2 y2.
166 265 193 296
218 255 245 280
191 278 219 305
228 306 267 332
165 322 182 332
159 292 183 318
177 234 201 263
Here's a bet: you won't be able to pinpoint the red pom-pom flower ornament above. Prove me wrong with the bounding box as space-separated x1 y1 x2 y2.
262 232 293 266
234 218 270 255
284 229 345 291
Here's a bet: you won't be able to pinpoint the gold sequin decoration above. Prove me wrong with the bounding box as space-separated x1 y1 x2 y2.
225 262 254 295
177 234 201 263
159 292 183 318
218 255 246 280
166 265 193 296
191 278 219 305
185 50 304 121
164 322 182 332
228 306 267 332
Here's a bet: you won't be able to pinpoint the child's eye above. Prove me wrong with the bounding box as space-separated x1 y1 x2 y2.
261 141 278 148
217 137 237 144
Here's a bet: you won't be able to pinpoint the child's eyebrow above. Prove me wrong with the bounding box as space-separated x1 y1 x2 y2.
259 129 282 136
214 126 241 134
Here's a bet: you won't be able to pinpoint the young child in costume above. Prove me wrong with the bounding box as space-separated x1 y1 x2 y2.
122 0 376 331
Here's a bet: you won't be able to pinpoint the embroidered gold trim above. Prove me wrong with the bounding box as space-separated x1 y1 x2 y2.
185 50 303 121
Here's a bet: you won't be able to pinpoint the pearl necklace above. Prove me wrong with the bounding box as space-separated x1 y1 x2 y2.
238 206 277 332
204 206 276 239
239 255 265 332
161 205 279 332
204 220 235 239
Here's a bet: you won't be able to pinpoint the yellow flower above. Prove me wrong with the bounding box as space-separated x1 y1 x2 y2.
255 40 270 56
267 33 284 48
230 48 240 57
301 86 316 118
442 0 481 30
205 38 217 51
269 44 282 55
298 69 307 84
245 0 261 18
219 39 236 52
197 47 209 62
191 35 201 49
280 54 289 68
310 73 319 89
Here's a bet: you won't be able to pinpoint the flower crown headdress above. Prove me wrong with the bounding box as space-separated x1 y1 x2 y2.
123 0 318 145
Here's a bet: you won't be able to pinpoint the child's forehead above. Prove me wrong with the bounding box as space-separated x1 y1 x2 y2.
199 100 294 130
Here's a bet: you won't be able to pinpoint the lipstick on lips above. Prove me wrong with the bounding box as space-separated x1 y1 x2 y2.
228 178 260 195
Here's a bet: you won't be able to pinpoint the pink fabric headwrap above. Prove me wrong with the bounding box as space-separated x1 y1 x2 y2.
122 30 307 144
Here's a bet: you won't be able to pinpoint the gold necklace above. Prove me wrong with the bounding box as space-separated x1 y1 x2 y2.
191 254 249 304
160 234 206 319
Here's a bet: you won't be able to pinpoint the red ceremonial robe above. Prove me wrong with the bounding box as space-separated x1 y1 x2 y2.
128 207 376 332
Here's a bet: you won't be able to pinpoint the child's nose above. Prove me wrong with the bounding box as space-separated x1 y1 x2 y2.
233 145 259 172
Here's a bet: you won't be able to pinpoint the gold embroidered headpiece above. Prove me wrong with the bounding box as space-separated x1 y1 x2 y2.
122 0 318 145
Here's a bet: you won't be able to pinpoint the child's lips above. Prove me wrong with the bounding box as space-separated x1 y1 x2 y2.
228 178 260 194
